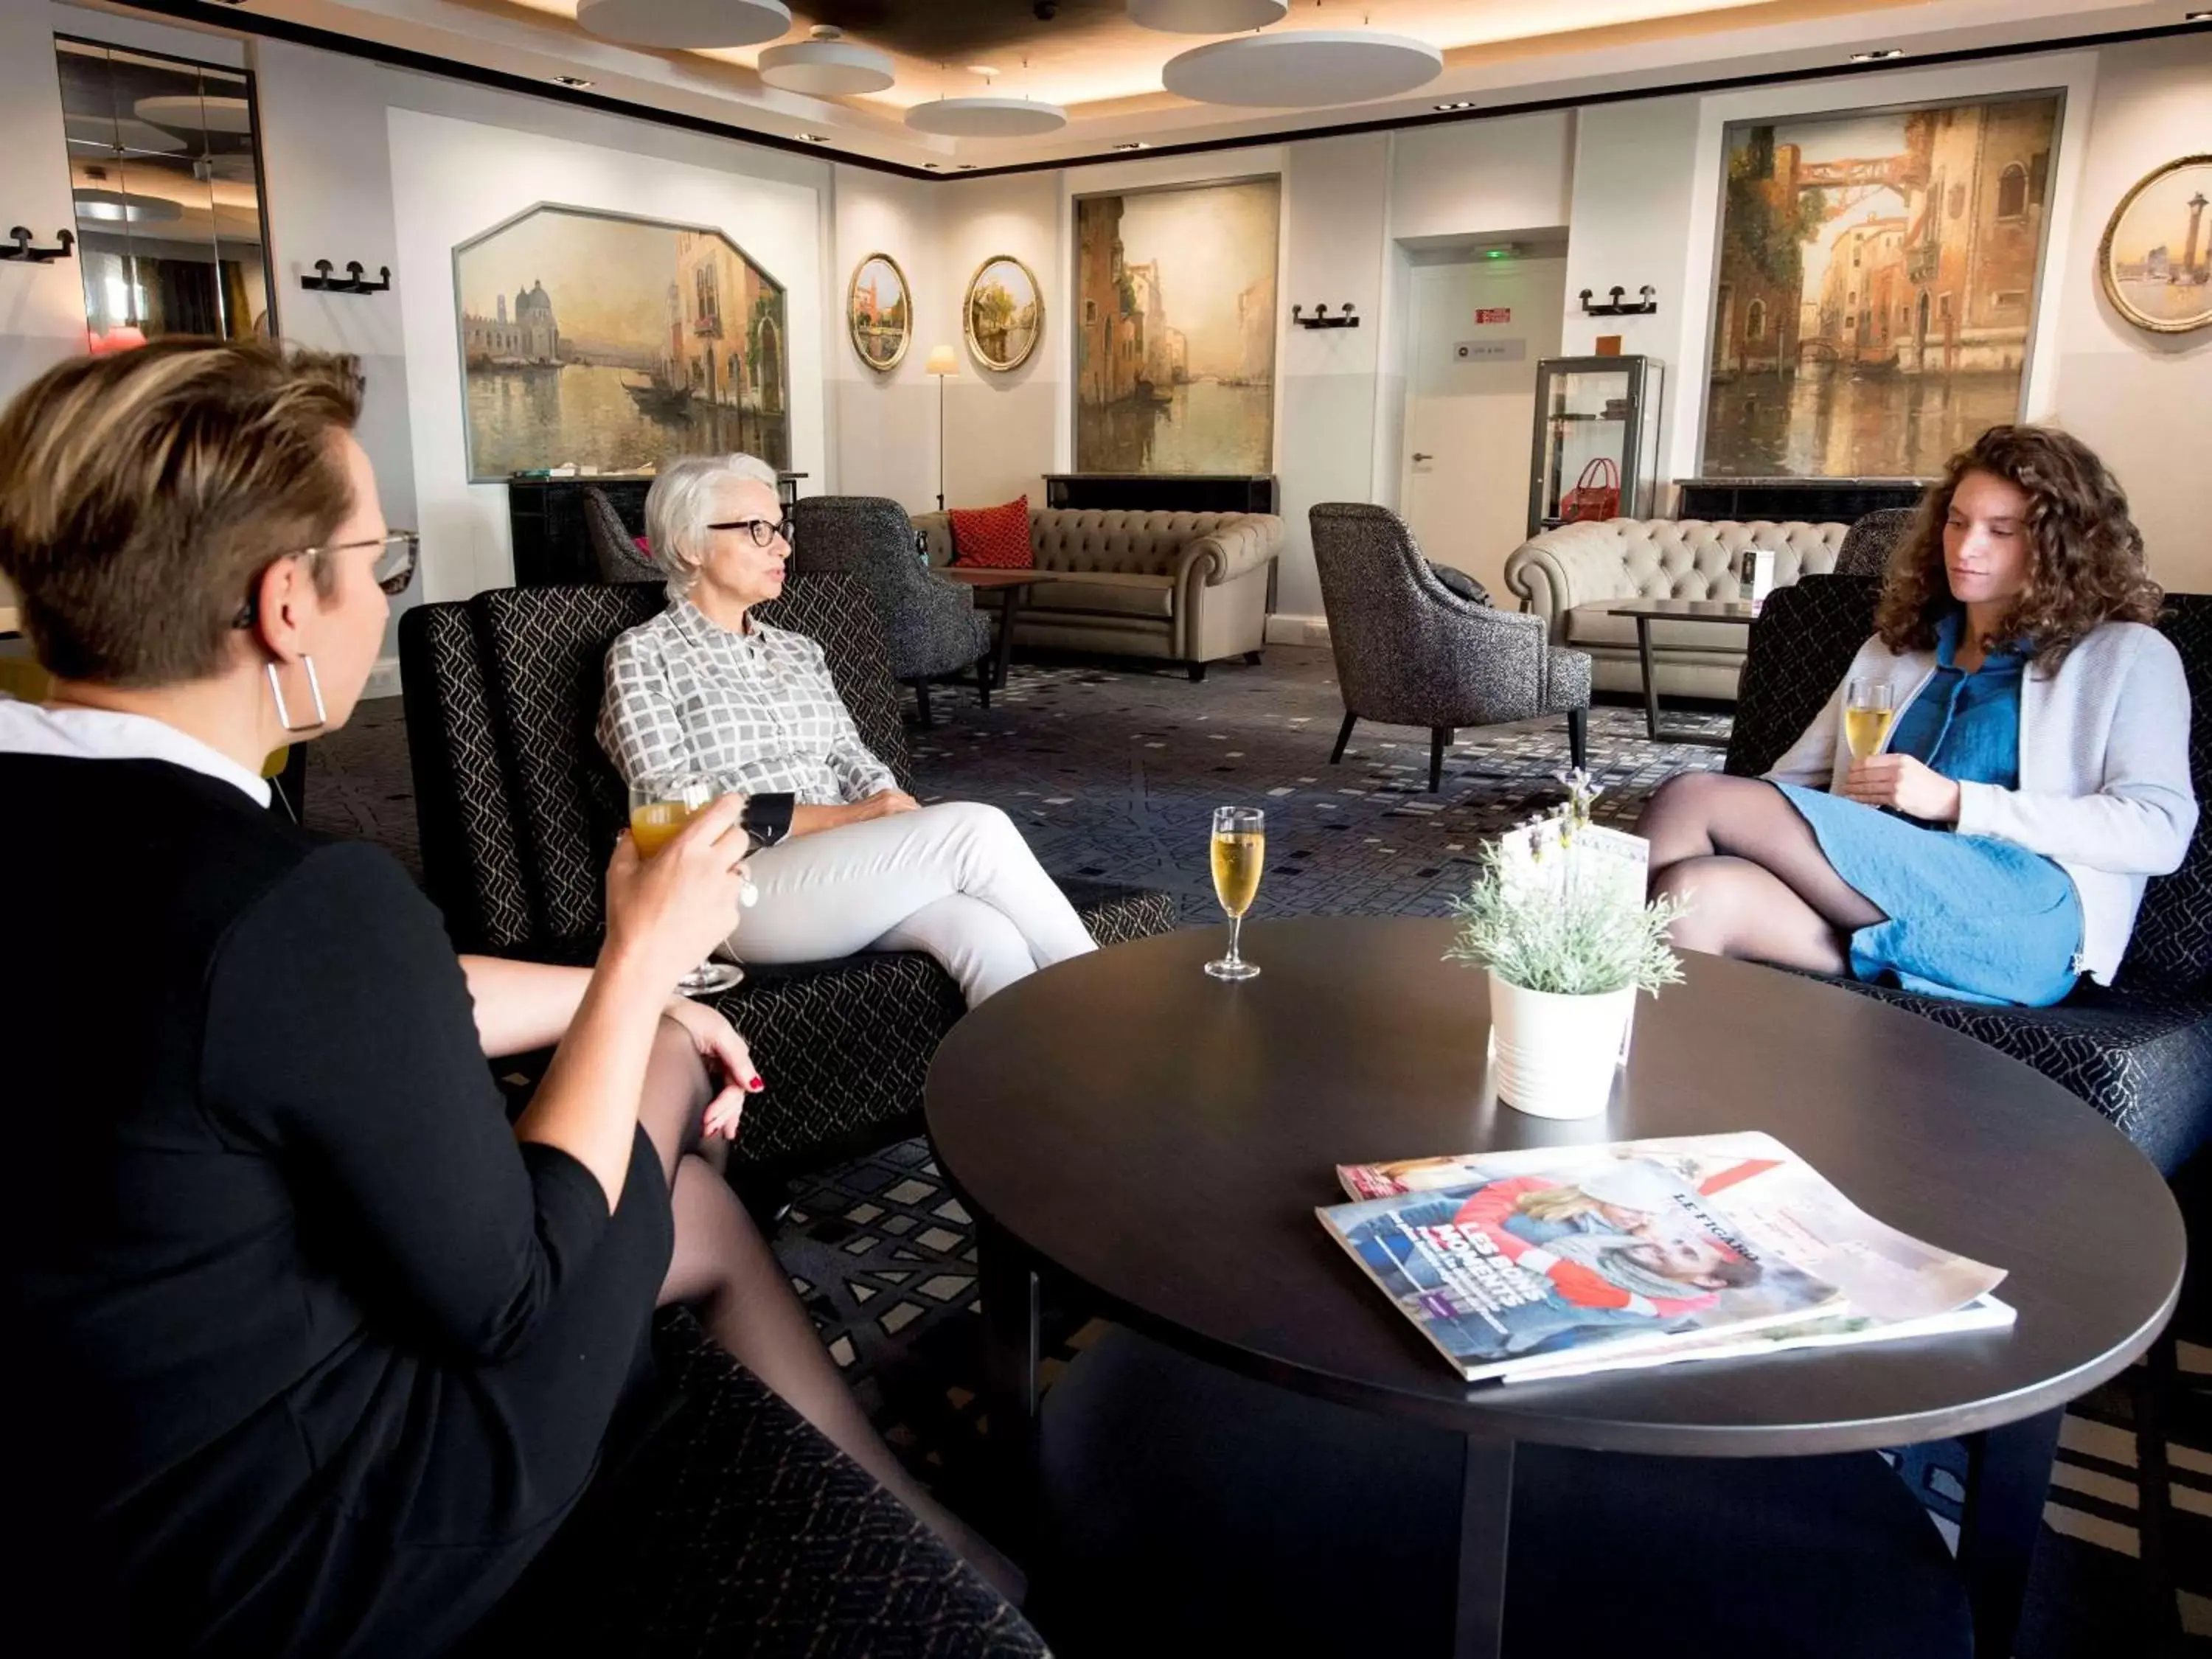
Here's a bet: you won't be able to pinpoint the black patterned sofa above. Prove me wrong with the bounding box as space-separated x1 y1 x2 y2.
399 574 1175 1169
1725 573 2212 1176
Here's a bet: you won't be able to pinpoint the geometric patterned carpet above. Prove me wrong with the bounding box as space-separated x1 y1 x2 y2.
310 644 2211 1657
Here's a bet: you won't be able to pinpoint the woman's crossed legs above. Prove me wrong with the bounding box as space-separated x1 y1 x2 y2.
1634 772 1886 975
632 1020 1024 1600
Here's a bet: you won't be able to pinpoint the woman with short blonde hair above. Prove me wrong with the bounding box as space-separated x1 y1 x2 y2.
0 341 1018 1653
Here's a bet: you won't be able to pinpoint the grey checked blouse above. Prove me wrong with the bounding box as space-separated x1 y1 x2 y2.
597 599 898 805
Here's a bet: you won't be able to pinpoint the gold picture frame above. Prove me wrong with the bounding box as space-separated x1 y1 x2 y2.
2097 154 2212 335
847 251 911 371
964 254 1042 372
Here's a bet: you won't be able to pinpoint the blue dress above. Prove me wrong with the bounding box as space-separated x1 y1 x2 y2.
1774 611 2083 1006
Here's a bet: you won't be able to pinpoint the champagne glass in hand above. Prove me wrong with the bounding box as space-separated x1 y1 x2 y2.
1844 678 1894 761
629 773 749 997
1206 805 1265 981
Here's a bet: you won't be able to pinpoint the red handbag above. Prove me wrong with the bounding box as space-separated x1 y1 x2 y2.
1561 456 1621 523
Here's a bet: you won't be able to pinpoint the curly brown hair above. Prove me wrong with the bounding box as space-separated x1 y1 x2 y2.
1873 424 2160 672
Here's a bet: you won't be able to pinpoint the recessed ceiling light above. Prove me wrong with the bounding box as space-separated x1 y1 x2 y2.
966 64 999 75
2185 9 2212 18
794 132 829 142
956 164 978 170
1109 141 1150 151
552 74 595 88
923 161 942 170
1849 47 1906 61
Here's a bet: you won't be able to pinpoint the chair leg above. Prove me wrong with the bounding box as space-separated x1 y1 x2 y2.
976 667 991 711
913 680 933 729
1244 649 1263 665
1569 706 1589 773
1330 712 1357 765
1430 728 1450 793
1189 661 1208 683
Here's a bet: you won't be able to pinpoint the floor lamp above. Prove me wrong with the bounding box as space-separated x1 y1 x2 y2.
925 344 958 512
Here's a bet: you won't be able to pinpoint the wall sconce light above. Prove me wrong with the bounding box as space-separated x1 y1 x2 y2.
1579 285 1658 317
1291 302 1359 330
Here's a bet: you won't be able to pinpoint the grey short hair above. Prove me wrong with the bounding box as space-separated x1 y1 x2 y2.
644 453 781 595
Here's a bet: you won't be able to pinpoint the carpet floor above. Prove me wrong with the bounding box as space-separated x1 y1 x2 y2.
308 645 2210 1657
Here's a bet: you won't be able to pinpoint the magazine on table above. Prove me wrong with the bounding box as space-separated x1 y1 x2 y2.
1319 1133 2007 1385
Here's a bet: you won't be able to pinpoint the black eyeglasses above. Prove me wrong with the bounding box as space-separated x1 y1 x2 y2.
705 515 795 549
232 530 420 629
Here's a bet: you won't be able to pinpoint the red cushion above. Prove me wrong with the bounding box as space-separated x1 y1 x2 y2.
633 535 652 554
949 496 1034 569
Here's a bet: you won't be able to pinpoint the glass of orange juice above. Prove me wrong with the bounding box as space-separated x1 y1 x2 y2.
629 773 746 998
1205 805 1265 981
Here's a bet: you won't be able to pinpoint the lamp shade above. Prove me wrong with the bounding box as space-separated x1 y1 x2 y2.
925 345 960 375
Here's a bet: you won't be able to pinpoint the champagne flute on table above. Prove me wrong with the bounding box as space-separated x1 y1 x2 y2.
628 772 752 998
1844 678 1894 762
1206 805 1265 981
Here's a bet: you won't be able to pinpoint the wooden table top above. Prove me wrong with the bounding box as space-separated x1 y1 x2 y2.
939 567 1058 588
926 915 2182 1458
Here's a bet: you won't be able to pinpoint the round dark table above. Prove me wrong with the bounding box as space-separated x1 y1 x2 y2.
925 917 2185 1658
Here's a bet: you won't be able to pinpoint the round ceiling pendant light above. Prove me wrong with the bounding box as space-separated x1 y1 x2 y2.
133 94 254 134
758 27 894 95
1127 0 1287 31
574 0 790 50
72 187 184 225
65 113 187 153
1162 29 1443 107
905 96 1068 137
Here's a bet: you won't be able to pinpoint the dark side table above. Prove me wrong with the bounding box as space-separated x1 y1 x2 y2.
925 917 2183 1659
1607 597 1756 745
939 568 1056 690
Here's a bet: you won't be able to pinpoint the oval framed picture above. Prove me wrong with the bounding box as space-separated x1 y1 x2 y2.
2098 154 2212 335
964 254 1043 372
847 251 911 370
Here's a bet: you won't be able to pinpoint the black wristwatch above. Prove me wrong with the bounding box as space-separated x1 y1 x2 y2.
738 792 795 847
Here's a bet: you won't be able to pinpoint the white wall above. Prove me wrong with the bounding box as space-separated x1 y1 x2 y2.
828 165 942 517
936 170 1063 514
2045 32 2212 587
1391 113 1576 245
0 6 91 400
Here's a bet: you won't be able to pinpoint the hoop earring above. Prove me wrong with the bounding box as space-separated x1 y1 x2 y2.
267 655 328 734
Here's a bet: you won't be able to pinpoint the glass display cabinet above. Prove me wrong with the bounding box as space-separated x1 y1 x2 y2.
1526 355 1663 539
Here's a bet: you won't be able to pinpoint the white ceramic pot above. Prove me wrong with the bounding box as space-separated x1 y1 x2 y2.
1487 970 1635 1120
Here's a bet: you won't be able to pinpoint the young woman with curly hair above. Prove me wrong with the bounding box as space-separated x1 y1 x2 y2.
1633 425 2195 1006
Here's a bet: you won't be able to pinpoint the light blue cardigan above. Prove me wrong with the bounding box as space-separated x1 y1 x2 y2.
1765 619 2197 985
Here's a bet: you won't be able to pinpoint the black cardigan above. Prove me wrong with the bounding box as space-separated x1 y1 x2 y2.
1 755 672 1656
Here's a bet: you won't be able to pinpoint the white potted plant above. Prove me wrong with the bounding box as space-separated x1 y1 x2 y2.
1447 775 1686 1120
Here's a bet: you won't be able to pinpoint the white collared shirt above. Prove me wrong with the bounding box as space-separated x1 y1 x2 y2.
0 699 272 805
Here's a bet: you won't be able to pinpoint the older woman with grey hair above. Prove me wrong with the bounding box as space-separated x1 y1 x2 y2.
598 453 1096 1006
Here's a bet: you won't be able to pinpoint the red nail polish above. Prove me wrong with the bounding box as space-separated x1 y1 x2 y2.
746 1077 765 1092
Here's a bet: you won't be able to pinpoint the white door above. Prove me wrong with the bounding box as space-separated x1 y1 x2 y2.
1401 254 1567 603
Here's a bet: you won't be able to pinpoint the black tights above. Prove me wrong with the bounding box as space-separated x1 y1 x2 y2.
632 1020 1023 1600
1634 773 1886 975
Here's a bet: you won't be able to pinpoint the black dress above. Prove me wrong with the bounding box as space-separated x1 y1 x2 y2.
0 755 674 1657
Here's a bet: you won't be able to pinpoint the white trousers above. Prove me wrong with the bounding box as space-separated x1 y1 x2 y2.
722 801 1098 1007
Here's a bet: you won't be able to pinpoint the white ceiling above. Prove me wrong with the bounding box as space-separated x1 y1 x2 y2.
72 0 2204 173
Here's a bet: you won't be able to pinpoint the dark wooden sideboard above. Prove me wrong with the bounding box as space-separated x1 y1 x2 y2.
1674 477 1930 521
1042 474 1277 515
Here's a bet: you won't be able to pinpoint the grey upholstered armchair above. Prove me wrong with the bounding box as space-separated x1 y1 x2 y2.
1311 503 1592 790
582 487 662 585
1834 507 1916 577
791 495 991 726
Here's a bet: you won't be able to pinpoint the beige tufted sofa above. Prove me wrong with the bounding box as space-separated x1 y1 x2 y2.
1504 517 1851 700
914 507 1284 680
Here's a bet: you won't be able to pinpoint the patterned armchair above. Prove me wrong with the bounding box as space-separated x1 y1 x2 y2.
791 496 990 726
1833 507 1917 577
582 486 662 585
397 574 1175 1169
1310 503 1591 792
1727 574 2212 1175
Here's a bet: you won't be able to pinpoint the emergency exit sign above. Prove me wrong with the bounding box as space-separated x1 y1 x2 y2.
1475 307 1512 324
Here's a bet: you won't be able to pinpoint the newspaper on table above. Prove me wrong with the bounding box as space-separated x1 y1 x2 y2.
1321 1133 2008 1385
